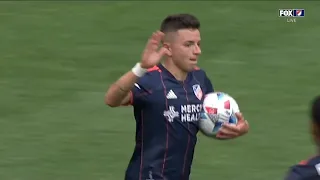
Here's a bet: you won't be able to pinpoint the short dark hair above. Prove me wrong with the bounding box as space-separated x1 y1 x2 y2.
311 96 320 125
160 13 200 33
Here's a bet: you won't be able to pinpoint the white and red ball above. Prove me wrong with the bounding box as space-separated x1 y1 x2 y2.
199 92 240 137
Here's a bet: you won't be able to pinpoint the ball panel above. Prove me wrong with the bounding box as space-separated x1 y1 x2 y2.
212 121 223 134
216 92 224 100
199 112 216 136
229 114 238 124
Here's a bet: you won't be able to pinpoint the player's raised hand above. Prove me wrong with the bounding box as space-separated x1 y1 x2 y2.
216 112 249 139
140 31 170 69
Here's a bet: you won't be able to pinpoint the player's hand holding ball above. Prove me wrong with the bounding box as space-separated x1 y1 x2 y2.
216 112 249 139
199 92 249 140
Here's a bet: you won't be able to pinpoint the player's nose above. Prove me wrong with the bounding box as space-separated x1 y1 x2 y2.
193 45 201 55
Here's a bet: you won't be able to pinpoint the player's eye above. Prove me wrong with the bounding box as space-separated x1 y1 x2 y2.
184 41 195 47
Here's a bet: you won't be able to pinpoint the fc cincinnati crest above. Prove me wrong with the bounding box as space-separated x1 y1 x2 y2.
192 84 203 100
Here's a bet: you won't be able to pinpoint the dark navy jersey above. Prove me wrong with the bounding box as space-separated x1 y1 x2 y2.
285 155 320 180
125 64 214 180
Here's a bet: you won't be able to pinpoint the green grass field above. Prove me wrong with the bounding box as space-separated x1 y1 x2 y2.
1 1 320 180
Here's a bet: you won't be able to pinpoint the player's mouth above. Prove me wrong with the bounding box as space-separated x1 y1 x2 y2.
190 58 198 63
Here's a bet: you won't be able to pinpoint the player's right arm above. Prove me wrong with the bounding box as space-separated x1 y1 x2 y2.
104 70 140 107
104 31 169 107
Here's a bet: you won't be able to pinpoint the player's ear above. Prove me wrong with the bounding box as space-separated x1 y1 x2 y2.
162 43 172 57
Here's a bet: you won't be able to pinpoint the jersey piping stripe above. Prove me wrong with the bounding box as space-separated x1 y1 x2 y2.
139 110 144 180
182 82 191 178
159 71 169 177
148 66 160 72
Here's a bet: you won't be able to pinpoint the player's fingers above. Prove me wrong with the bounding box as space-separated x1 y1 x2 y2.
235 112 243 119
145 32 159 51
218 127 238 136
149 31 162 47
216 135 231 139
237 120 249 131
235 112 245 122
222 123 240 132
216 132 234 139
155 31 165 42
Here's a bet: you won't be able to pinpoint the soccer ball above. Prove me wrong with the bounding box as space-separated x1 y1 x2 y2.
199 92 240 137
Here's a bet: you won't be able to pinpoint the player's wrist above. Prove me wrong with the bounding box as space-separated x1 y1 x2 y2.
132 63 147 77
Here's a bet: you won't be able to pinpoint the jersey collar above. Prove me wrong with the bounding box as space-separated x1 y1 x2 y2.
158 63 193 84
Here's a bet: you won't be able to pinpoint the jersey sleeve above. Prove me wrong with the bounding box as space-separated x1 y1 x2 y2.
127 74 152 107
284 167 302 180
284 164 320 180
204 73 214 94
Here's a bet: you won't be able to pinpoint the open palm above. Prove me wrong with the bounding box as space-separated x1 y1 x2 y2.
140 31 169 69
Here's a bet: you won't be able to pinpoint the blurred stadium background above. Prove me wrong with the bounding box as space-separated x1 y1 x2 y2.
1 1 320 180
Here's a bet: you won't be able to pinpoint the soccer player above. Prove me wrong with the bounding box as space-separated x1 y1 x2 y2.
105 14 249 180
284 96 320 180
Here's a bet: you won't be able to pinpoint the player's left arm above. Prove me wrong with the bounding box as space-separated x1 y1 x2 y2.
284 168 301 180
217 107 249 139
283 164 313 180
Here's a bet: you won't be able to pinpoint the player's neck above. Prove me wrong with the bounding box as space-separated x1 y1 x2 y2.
162 59 188 81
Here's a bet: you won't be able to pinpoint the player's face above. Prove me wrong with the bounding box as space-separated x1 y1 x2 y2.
170 29 201 72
